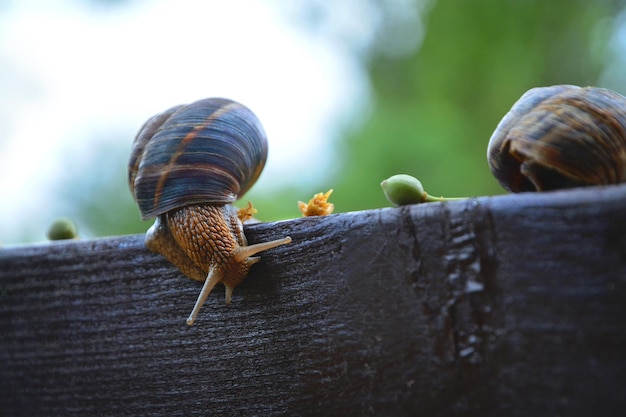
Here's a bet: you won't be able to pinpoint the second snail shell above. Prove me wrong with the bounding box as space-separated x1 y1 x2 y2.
487 85 626 193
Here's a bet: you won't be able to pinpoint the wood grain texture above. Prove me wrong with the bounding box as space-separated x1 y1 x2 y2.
1 184 626 416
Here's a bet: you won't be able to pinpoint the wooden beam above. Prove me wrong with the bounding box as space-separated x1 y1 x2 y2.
1 185 626 416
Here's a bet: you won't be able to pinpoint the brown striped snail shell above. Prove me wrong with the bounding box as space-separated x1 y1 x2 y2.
128 98 291 325
487 85 626 192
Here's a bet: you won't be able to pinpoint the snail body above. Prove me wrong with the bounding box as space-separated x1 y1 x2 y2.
129 98 291 325
487 85 626 192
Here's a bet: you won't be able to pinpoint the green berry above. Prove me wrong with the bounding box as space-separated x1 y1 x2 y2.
381 174 426 206
47 218 79 240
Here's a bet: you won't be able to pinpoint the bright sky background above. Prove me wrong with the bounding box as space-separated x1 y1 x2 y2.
4 1 622 244
0 0 377 243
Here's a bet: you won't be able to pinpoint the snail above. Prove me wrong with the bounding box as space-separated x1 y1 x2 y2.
128 97 291 325
487 85 626 192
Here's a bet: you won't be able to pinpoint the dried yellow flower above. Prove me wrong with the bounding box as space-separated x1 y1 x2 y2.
236 201 258 223
298 189 335 217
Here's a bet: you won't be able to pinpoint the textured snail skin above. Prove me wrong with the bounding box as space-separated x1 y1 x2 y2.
145 205 268 300
487 85 626 192
128 98 291 325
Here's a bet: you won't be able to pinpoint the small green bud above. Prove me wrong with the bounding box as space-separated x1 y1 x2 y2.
382 174 467 206
381 174 426 206
47 218 79 240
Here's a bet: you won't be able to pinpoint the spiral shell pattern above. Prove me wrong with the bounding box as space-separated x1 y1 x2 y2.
129 98 268 219
487 85 626 192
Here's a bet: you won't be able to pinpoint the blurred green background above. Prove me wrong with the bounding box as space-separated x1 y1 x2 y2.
3 0 626 243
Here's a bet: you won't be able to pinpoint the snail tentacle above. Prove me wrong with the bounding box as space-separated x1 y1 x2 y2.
186 267 223 326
